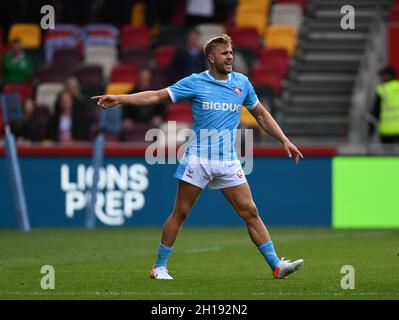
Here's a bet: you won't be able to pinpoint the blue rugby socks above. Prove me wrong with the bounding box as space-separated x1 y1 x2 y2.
155 243 173 268
258 241 281 271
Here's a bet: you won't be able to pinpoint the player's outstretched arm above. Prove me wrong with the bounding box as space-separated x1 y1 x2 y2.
249 102 304 163
91 89 171 109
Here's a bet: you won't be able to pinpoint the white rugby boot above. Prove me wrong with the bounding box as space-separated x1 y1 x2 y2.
272 257 304 279
149 266 174 280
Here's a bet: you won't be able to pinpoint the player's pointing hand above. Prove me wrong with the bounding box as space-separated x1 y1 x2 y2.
283 140 304 164
91 95 119 109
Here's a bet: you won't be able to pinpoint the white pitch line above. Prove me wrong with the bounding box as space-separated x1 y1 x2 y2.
1 291 398 297
184 247 222 253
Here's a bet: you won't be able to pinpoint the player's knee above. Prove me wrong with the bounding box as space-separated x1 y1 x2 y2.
173 205 191 221
240 203 259 221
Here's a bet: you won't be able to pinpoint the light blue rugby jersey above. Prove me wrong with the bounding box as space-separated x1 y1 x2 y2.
166 70 259 161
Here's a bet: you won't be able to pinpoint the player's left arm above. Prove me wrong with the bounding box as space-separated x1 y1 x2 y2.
249 102 304 163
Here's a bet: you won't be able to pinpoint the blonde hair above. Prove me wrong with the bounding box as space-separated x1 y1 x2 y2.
203 34 233 57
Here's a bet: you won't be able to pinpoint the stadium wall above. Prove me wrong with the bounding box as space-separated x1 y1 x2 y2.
3 146 397 228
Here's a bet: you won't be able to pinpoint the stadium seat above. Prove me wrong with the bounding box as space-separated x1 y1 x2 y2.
84 24 119 48
37 65 70 83
195 24 226 46
52 48 83 70
106 82 134 95
229 27 259 53
264 25 297 57
35 83 65 114
270 3 303 32
85 45 117 79
44 30 81 63
155 45 177 68
257 48 289 77
251 66 283 95
8 23 42 49
235 0 271 35
120 26 151 50
235 10 268 35
110 64 139 84
3 84 33 103
121 47 153 68
73 65 104 87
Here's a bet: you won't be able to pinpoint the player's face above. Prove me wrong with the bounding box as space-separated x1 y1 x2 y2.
210 44 233 74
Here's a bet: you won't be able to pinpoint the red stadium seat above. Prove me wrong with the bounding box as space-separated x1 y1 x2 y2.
165 101 192 124
251 66 283 95
73 65 104 86
228 27 259 53
156 45 177 67
38 65 70 83
110 64 140 84
3 84 33 102
121 47 153 68
258 48 289 77
120 26 150 49
52 48 82 70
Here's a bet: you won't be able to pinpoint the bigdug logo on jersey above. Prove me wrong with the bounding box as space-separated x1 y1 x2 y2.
202 102 242 112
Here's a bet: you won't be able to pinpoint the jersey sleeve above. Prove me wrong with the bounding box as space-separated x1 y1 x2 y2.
166 74 197 103
243 79 259 110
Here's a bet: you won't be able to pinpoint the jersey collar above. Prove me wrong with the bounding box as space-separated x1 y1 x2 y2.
205 70 232 83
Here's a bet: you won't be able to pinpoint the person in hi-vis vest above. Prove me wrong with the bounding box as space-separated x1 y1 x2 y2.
373 66 399 143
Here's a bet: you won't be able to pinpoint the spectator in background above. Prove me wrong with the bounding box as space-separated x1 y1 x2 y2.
2 38 33 85
373 66 399 143
12 99 41 142
169 29 206 83
122 69 166 132
64 77 93 139
48 91 87 143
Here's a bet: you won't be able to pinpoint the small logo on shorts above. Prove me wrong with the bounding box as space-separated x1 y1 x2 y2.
234 88 242 96
236 169 244 178
186 167 193 178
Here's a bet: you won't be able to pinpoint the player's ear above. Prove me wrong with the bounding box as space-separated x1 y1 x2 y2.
208 55 215 64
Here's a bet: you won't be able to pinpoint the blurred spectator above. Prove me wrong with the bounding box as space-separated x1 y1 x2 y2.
48 91 88 143
2 38 33 85
64 76 92 137
122 69 166 132
373 66 399 143
11 99 41 142
169 29 206 83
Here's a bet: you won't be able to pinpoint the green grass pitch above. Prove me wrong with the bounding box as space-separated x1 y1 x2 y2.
0 227 398 300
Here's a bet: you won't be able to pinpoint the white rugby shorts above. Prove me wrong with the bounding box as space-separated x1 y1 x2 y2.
174 154 247 189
